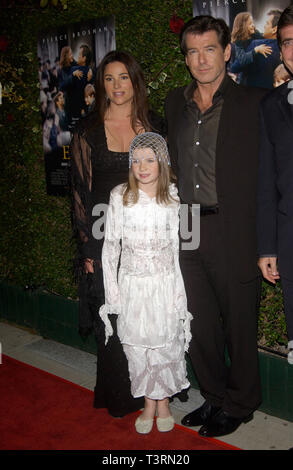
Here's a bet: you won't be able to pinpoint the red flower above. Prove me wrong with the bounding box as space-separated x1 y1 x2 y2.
0 35 9 52
7 113 14 122
169 14 184 35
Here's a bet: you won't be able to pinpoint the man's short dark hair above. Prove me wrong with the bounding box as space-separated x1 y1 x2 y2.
268 9 282 29
180 15 231 55
277 5 293 47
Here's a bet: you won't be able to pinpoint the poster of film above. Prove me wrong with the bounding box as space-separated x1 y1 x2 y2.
37 16 115 196
193 0 293 89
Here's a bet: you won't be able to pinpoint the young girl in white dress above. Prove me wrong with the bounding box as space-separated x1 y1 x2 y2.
99 132 192 434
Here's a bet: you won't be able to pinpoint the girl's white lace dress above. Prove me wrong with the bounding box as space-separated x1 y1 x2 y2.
99 183 192 400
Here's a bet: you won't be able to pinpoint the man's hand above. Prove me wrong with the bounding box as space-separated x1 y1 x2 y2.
258 256 280 284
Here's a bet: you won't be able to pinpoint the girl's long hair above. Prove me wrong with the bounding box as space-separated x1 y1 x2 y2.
93 50 151 132
122 167 176 207
60 46 72 68
231 12 252 43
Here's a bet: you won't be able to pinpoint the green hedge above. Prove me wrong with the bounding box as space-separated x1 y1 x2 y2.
0 0 288 348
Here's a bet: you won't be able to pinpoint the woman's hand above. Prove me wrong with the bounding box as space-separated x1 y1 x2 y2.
254 44 272 58
84 258 102 273
84 258 94 273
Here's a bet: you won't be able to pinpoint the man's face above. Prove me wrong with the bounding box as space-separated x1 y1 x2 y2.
77 48 86 66
263 14 276 39
280 24 293 74
184 31 231 86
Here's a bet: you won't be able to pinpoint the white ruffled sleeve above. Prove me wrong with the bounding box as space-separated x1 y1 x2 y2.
99 186 123 344
170 185 192 352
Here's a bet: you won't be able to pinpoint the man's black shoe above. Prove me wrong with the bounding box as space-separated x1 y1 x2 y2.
181 401 221 427
198 410 253 437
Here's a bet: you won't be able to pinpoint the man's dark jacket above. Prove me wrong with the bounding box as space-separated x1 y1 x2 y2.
257 81 293 280
165 76 267 282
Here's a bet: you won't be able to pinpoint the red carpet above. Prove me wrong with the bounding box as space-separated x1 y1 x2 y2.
0 354 239 451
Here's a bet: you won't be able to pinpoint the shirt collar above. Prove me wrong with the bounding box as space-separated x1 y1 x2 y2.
184 73 231 103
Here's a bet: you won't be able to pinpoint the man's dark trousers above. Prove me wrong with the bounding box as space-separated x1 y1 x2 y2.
180 209 262 418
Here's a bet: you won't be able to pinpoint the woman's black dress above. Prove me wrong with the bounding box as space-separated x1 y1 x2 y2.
70 111 165 417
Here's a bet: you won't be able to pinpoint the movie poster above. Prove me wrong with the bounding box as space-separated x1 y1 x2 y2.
192 0 293 89
37 16 115 196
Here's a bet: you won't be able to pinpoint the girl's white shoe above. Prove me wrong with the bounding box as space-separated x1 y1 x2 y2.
135 416 154 434
156 415 175 432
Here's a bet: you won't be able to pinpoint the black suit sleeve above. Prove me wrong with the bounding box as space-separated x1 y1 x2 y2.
256 101 278 257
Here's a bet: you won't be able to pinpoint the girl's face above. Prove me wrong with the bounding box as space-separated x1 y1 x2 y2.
85 94 95 106
131 147 159 194
247 16 255 36
57 92 64 107
104 61 134 107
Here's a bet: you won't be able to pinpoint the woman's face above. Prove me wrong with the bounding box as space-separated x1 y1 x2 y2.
67 48 73 64
104 61 134 107
247 16 255 36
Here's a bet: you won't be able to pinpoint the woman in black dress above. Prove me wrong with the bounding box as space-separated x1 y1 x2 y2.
70 51 165 417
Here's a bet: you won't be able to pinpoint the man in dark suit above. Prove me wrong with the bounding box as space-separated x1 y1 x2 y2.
257 5 293 366
165 15 267 438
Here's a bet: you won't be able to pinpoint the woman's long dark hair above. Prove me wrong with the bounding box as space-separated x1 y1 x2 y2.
93 50 151 132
